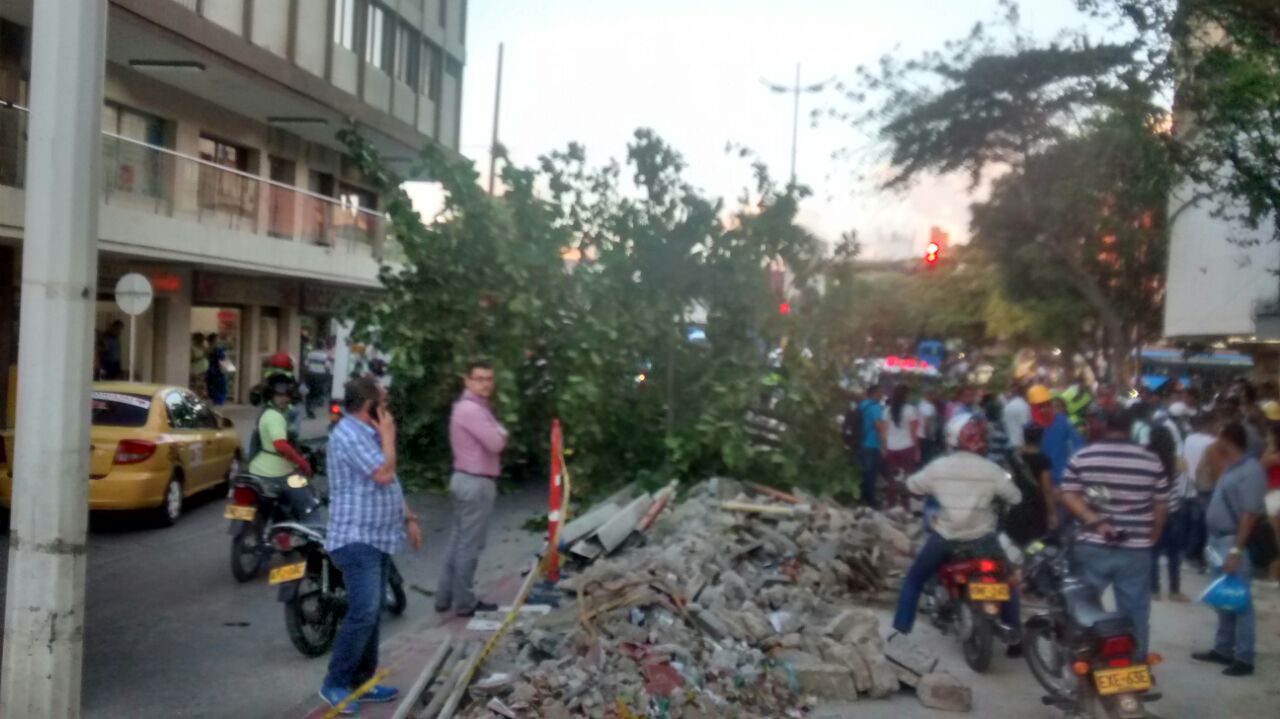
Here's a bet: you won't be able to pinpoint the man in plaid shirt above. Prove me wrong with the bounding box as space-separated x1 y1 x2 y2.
319 376 422 714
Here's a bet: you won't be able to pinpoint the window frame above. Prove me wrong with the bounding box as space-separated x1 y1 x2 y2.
365 2 394 72
333 0 358 50
394 21 421 88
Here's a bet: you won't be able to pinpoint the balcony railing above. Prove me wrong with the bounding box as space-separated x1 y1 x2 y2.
0 102 390 259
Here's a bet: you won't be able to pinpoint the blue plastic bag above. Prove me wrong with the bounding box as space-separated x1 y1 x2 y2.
1200 574 1251 613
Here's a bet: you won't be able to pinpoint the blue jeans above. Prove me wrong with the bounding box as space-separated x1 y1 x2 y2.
1151 508 1187 593
860 447 881 509
893 533 1020 634
323 543 388 691
1072 544 1153 658
1209 534 1255 664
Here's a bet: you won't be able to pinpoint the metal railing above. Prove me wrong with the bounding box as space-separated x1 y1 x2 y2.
1 102 390 259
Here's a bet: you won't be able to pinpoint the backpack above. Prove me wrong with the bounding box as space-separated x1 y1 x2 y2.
1001 452 1048 546
249 406 287 460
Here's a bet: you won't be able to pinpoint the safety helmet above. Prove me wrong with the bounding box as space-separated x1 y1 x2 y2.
1026 384 1052 405
1263 400 1280 422
955 417 987 454
269 352 293 370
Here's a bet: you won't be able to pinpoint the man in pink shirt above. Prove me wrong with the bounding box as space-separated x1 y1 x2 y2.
435 359 507 617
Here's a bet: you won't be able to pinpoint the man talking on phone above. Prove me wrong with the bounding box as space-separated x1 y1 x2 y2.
318 376 422 714
435 359 507 617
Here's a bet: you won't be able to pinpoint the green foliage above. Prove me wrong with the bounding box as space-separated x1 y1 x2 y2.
337 128 859 498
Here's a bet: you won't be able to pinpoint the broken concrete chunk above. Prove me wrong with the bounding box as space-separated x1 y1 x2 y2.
791 663 860 700
767 611 804 634
810 700 860 717
885 632 939 677
865 654 902 698
917 672 973 712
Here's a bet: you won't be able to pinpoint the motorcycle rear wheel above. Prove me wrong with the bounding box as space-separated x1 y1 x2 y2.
960 604 995 672
1024 621 1076 701
229 521 266 583
285 575 338 657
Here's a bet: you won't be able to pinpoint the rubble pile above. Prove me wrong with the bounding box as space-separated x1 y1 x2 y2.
457 477 952 718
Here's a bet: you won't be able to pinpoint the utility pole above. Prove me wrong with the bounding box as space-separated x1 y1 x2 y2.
762 63 831 186
0 1 107 716
487 42 504 195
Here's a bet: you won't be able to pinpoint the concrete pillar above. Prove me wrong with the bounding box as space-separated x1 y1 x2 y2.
240 304 262 402
0 2 106 716
281 303 303 366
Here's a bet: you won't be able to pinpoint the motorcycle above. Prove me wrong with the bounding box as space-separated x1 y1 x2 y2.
266 520 408 657
921 535 1018 672
223 445 325 583
1021 488 1161 719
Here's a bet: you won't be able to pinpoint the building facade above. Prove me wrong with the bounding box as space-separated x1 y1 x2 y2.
0 0 465 413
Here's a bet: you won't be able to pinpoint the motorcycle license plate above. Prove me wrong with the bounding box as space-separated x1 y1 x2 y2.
968 583 1010 601
269 562 306 585
223 504 256 521
1093 665 1152 696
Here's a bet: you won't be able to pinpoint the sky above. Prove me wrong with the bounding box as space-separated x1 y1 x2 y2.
450 0 1095 259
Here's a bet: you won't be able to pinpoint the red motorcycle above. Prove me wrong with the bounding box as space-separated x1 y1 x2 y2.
922 548 1019 672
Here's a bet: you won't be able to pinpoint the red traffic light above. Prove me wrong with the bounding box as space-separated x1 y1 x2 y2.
924 240 940 265
778 302 791 315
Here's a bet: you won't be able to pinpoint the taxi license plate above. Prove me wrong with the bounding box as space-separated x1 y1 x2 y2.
223 504 256 521
1093 665 1152 696
968 583 1010 601
269 562 306 585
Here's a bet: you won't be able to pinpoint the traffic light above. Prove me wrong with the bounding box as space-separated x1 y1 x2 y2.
924 240 940 266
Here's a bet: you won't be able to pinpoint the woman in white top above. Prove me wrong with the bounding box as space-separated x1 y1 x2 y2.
883 383 921 511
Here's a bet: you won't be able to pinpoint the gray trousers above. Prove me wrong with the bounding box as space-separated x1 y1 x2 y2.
435 471 497 612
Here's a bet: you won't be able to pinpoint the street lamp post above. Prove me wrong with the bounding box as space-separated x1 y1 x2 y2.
762 63 831 186
0 1 107 716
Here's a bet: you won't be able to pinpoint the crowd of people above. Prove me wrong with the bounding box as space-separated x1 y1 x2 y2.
846 374 1278 678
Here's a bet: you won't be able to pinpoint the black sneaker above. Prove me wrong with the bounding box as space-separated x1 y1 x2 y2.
456 601 498 617
1223 662 1254 677
1005 643 1024 659
1191 649 1234 666
434 603 451 613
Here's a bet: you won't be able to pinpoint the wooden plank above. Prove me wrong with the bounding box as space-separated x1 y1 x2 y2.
390 637 453 719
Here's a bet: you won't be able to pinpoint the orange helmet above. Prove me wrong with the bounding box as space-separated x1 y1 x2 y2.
1026 384 1052 405
269 352 293 370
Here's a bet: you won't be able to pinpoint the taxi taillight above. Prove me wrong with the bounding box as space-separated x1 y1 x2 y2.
113 439 156 465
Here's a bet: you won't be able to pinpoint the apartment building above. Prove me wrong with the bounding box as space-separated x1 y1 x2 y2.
0 0 465 411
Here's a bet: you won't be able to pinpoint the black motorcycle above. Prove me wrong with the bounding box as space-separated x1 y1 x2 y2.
267 519 407 657
224 446 325 582
1021 489 1162 719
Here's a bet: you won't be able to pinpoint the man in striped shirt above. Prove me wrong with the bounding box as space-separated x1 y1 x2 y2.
1061 407 1169 659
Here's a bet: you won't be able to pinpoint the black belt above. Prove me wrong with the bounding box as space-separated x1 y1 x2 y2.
454 470 499 480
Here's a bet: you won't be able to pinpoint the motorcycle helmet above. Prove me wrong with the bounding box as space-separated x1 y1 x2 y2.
269 351 294 371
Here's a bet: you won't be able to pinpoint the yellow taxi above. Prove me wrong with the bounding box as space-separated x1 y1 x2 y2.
0 382 242 525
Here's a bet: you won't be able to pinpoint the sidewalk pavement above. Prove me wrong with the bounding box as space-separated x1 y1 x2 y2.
285 570 532 719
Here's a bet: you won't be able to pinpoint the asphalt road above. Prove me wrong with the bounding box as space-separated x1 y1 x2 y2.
0 481 547 719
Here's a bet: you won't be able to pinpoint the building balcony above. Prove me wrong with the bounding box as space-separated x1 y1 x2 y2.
0 102 396 288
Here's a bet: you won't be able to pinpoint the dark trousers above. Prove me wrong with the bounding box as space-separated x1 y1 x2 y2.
893 532 1020 634
1184 494 1210 567
860 448 882 509
324 543 387 691
1152 507 1188 593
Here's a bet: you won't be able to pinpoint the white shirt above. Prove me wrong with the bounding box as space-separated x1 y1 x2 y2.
916 400 937 439
884 404 919 451
1003 396 1031 448
1181 431 1215 498
907 452 1022 541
